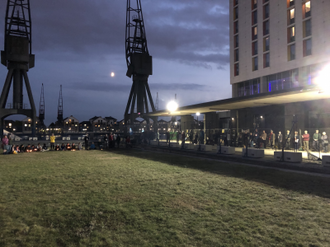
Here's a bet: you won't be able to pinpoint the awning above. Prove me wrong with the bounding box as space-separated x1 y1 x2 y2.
146 87 330 117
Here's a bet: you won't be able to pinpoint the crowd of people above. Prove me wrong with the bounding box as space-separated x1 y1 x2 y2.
1 134 86 155
235 128 329 152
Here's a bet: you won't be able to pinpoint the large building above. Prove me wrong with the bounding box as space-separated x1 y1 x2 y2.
230 0 330 97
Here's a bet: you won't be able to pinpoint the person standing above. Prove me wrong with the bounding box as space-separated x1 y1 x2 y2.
181 131 186 148
116 134 121 148
254 129 259 148
294 131 299 152
321 132 328 153
261 130 267 149
2 135 8 151
166 131 170 143
50 133 55 151
277 131 283 150
285 130 291 150
84 134 89 150
302 130 310 151
313 130 321 151
269 130 275 149
176 130 180 143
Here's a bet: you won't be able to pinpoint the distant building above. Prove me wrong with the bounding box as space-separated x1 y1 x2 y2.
79 121 91 132
89 116 107 132
63 115 79 133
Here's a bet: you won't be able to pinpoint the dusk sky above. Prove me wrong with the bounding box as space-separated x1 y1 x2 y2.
0 0 231 125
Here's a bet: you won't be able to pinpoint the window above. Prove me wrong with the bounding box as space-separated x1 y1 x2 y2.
288 8 295 24
288 44 295 60
264 53 270 68
252 56 258 71
263 4 269 19
303 19 311 37
234 35 239 48
264 37 270 51
234 49 239 62
234 21 239 34
288 0 294 8
288 26 295 43
252 10 258 25
234 63 239 76
303 38 312 56
252 41 258 55
252 26 258 40
263 20 269 36
234 7 238 20
303 1 311 18
252 0 257 10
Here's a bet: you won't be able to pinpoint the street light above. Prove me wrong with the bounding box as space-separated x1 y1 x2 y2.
167 101 178 113
315 64 330 92
196 112 200 127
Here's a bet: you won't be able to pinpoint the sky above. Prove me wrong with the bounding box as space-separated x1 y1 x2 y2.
0 0 231 125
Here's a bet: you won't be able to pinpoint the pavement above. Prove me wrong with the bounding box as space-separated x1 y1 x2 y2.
143 141 330 175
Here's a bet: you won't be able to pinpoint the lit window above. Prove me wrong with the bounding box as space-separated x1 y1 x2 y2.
288 0 294 7
288 8 295 24
252 26 258 40
252 0 257 10
288 26 295 43
304 1 311 18
264 37 270 51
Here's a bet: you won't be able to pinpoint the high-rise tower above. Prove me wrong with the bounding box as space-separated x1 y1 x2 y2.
0 0 36 136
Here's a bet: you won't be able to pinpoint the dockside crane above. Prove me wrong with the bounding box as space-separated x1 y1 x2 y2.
124 0 157 131
0 0 36 136
57 85 63 127
38 83 45 129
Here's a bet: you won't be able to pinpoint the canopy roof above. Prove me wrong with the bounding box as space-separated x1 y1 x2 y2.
147 87 330 117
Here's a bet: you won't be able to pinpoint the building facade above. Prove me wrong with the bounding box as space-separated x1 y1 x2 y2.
230 0 330 97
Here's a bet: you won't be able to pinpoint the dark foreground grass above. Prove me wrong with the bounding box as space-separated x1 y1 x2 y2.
1 149 330 246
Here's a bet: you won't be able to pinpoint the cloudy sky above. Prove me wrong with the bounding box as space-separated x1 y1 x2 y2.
0 0 230 125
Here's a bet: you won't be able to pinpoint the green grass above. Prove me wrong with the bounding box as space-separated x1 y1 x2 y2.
1 149 330 246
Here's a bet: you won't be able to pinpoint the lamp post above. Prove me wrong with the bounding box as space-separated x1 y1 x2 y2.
167 101 178 148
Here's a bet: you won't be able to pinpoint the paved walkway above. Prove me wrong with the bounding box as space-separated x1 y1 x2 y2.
145 141 330 175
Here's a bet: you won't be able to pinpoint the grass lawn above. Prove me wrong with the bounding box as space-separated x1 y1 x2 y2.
1 149 330 246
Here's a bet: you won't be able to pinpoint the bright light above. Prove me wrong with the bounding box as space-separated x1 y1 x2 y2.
167 101 178 113
196 112 200 116
111 72 115 77
260 116 263 119
316 64 330 92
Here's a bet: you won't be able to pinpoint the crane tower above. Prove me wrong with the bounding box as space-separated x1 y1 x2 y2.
0 0 36 136
38 83 45 129
124 0 157 130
